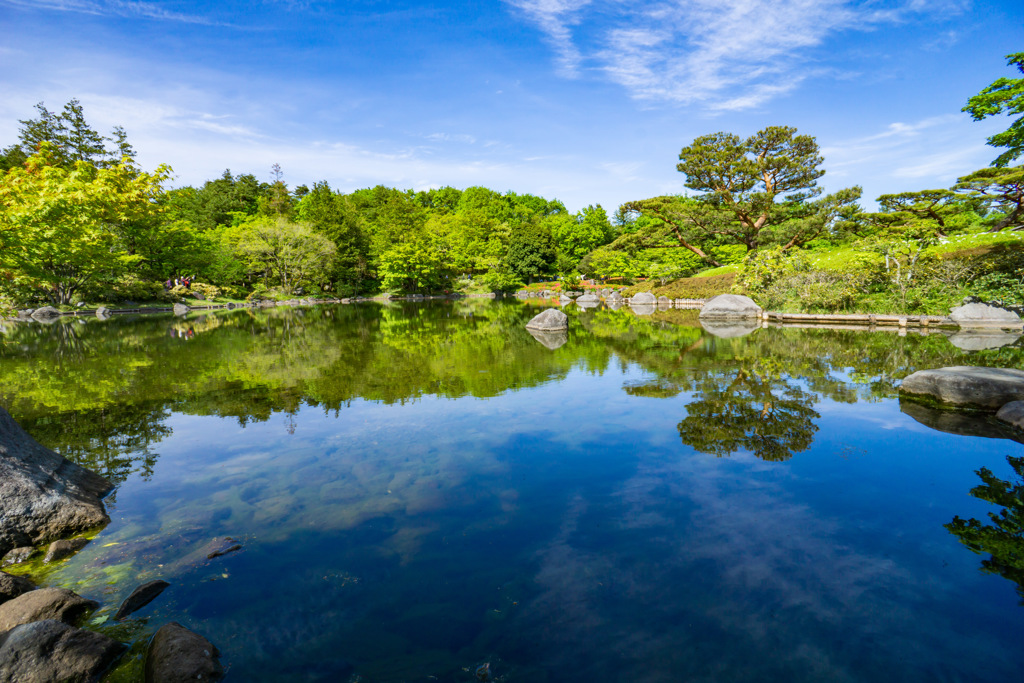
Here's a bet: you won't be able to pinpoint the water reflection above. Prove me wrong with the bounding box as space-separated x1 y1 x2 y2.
946 455 1024 603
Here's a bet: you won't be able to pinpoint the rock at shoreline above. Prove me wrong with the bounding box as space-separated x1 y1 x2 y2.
0 407 113 557
172 303 189 316
699 294 761 320
899 366 1024 410
901 400 1024 444
2 547 34 567
0 619 125 683
30 306 61 321
607 291 623 303
558 294 572 305
577 292 600 304
0 571 36 605
525 309 568 331
949 302 1023 329
114 580 170 621
44 538 90 564
95 306 111 320
146 621 225 683
0 587 98 632
630 292 657 305
996 401 1024 431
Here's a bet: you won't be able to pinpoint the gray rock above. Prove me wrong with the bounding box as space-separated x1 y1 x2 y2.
145 621 225 683
996 401 1024 431
607 291 624 302
44 537 90 563
630 292 657 305
525 308 569 331
30 306 61 320
192 292 206 301
949 302 1023 329
172 303 189 316
0 587 98 632
558 294 572 305
95 306 111 320
564 291 582 298
701 320 759 338
0 571 35 604
577 293 600 304
114 580 170 621
17 309 34 319
226 302 236 309
526 328 568 350
900 400 1024 445
699 293 762 320
629 303 657 316
657 295 671 304
0 619 125 683
2 547 34 567
0 406 112 557
899 366 1024 410
945 330 1022 351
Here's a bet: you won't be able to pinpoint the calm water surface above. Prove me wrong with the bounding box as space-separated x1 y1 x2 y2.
1 300 1023 682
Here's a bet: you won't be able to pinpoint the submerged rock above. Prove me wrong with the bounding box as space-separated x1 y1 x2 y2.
949 302 1023 329
900 400 1024 445
699 293 762 320
0 619 125 683
2 547 34 567
114 579 170 621
0 406 112 557
0 571 36 605
145 621 225 683
525 308 568 331
899 366 1024 410
44 538 90 563
0 587 98 632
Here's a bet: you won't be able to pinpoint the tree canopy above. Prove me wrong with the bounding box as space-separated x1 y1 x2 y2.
963 52 1024 167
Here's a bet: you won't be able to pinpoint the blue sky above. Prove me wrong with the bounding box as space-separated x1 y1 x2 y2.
1 0 1021 212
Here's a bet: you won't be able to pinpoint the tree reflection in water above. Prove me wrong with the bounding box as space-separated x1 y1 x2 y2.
946 455 1024 604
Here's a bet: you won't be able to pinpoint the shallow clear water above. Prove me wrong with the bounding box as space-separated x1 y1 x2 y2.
2 301 1023 682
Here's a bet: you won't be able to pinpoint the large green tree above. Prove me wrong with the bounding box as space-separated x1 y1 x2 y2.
963 52 1024 167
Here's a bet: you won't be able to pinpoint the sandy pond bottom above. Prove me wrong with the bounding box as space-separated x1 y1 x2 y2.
1 301 1023 682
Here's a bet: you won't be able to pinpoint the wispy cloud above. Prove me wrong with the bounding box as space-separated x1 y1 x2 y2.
504 0 969 110
0 0 225 25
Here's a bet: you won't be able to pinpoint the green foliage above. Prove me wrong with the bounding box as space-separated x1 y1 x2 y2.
623 272 736 299
228 216 337 290
378 240 451 293
963 52 1024 167
476 269 523 293
954 166 1024 230
946 456 1024 603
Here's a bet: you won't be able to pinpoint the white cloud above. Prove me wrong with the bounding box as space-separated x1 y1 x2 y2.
504 0 969 110
0 0 225 25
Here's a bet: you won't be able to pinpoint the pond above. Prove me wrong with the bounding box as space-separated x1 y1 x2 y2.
1 300 1023 682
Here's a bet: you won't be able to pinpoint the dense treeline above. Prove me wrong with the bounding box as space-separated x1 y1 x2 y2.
1 52 1021 314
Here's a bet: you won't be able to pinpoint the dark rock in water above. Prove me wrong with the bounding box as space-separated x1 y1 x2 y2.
0 406 112 557
205 537 242 560
226 302 236 310
0 619 125 683
527 328 568 350
114 580 170 621
30 306 61 320
900 400 1024 445
525 308 568 331
172 303 189 316
996 401 1024 431
0 587 98 632
899 366 1024 410
44 537 90 563
475 662 492 681
0 571 35 604
145 621 225 683
699 293 762 320
2 547 34 567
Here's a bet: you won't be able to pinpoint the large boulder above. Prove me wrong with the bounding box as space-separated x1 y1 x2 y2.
44 538 90 563
607 291 624 302
0 406 112 557
172 303 189 316
30 306 61 321
525 308 568 331
577 292 600 304
0 571 35 605
949 302 1023 329
0 587 98 632
0 619 125 683
699 294 761 320
145 622 225 683
630 292 657 305
899 366 1024 410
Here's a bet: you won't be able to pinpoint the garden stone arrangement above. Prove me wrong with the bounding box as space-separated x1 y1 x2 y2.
0 406 225 682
